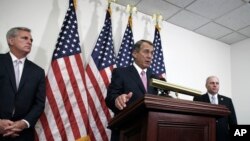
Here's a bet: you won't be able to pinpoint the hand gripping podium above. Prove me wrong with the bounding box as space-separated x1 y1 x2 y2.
108 94 230 141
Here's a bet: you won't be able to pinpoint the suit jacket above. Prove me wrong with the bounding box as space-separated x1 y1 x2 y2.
193 93 237 141
106 65 158 114
0 53 46 141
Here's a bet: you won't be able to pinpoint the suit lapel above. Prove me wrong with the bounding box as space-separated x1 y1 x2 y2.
205 93 225 105
204 93 211 103
18 59 29 91
218 95 225 105
4 53 18 92
146 70 154 94
129 66 146 94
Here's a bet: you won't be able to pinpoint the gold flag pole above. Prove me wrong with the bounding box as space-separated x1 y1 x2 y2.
73 0 77 10
125 4 137 28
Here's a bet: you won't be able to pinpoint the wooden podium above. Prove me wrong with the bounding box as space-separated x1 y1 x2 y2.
108 94 230 141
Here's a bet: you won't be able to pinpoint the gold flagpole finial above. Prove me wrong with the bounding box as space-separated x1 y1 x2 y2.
152 13 163 31
126 4 137 28
107 0 117 14
126 4 137 16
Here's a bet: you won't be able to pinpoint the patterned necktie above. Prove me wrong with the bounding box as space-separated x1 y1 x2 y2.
14 60 21 88
141 70 147 91
211 95 216 104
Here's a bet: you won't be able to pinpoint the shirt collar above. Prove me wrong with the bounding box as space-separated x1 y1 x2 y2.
133 62 147 75
208 93 218 99
9 52 26 63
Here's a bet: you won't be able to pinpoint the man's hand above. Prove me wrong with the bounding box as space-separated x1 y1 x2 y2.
115 92 133 110
3 120 27 137
0 119 14 135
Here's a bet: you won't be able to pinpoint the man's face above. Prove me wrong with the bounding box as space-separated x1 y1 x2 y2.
206 77 220 94
133 42 154 69
9 30 33 57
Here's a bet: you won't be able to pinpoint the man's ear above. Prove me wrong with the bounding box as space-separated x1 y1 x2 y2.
7 38 14 46
132 50 136 58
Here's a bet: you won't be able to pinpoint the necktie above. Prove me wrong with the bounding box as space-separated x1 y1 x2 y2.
14 60 21 88
211 95 216 104
141 70 147 91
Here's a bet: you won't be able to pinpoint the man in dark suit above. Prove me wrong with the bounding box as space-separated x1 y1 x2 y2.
0 27 46 141
193 76 237 141
105 39 159 141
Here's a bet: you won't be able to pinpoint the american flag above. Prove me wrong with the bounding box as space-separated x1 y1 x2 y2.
150 26 166 78
35 0 92 140
116 15 134 67
85 7 115 141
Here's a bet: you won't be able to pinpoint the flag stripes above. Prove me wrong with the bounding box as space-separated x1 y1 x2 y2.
36 0 92 140
38 55 91 140
85 8 115 141
86 64 112 119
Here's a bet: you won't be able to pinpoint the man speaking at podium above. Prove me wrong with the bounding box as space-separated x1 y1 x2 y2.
105 39 160 141
193 76 237 141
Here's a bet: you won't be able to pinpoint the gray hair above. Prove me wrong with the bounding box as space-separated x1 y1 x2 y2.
132 39 154 53
205 75 219 86
6 27 31 40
